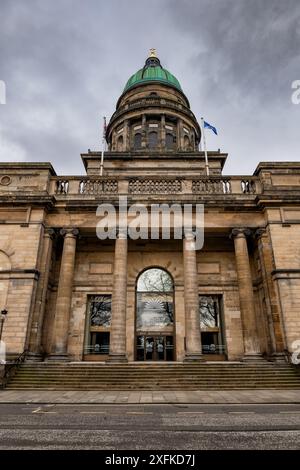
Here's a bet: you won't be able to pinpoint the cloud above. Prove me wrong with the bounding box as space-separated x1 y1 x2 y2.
0 0 299 175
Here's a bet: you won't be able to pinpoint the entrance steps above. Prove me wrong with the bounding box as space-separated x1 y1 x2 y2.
5 362 300 390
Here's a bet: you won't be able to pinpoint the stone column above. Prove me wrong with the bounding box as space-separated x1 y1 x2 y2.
177 119 185 151
160 114 166 149
255 228 285 359
124 119 130 151
108 232 128 362
141 114 147 148
183 233 203 361
111 132 116 151
49 228 78 360
231 228 262 359
176 119 182 151
27 228 55 360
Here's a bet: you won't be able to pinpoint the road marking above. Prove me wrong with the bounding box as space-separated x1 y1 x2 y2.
177 412 204 415
228 412 255 414
279 411 300 414
55 404 108 407
80 411 106 414
32 407 42 413
32 407 57 414
127 411 153 415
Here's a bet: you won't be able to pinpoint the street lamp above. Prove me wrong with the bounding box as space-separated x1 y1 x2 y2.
0 309 8 341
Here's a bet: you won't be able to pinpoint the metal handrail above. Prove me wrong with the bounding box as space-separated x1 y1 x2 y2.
1 349 28 389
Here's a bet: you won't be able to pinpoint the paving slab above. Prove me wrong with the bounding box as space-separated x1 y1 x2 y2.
0 389 300 404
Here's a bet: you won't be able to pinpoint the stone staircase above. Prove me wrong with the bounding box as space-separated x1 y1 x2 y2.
4 362 300 390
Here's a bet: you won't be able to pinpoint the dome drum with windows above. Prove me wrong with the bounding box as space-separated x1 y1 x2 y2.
106 50 201 153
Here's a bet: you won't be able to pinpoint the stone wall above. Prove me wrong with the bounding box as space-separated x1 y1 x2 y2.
269 222 300 352
0 222 43 354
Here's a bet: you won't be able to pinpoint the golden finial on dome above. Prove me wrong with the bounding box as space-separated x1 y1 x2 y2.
149 48 157 58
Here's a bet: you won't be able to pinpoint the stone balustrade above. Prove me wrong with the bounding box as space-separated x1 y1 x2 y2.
51 176 259 196
128 178 183 194
192 177 232 194
78 178 118 195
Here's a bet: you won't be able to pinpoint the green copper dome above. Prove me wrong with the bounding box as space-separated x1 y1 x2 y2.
124 54 182 92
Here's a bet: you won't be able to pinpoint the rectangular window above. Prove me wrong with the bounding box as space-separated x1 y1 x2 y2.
199 295 226 355
200 295 220 330
84 295 111 356
90 295 111 327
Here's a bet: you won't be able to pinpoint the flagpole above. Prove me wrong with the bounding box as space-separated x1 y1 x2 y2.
201 117 209 176
100 116 106 177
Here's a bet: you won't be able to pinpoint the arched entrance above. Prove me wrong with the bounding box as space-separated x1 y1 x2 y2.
135 268 175 361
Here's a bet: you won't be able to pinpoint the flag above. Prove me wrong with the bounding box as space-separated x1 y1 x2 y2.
204 121 218 135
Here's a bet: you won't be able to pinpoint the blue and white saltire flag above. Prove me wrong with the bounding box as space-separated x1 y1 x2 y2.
203 120 218 135
201 117 218 176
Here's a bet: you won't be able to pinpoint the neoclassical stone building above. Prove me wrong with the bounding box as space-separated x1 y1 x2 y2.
1 51 300 366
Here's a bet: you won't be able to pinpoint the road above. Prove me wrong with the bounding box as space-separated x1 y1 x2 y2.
0 403 300 449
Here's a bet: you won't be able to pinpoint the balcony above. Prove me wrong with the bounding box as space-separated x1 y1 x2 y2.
51 176 260 197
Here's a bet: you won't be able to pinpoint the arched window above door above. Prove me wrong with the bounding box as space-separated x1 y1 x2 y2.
137 268 173 293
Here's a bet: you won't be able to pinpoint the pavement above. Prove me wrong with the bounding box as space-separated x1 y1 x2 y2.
1 389 300 450
1 402 300 449
0 388 300 403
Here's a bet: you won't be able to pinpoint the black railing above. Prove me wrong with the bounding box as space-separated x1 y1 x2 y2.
0 349 28 389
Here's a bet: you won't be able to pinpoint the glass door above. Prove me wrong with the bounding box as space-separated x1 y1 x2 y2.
136 335 174 361
155 337 164 360
145 336 155 360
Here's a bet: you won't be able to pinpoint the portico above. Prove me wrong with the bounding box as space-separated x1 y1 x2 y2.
21 219 270 364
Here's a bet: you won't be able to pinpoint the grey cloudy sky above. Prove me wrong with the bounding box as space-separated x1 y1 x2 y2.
0 0 299 175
